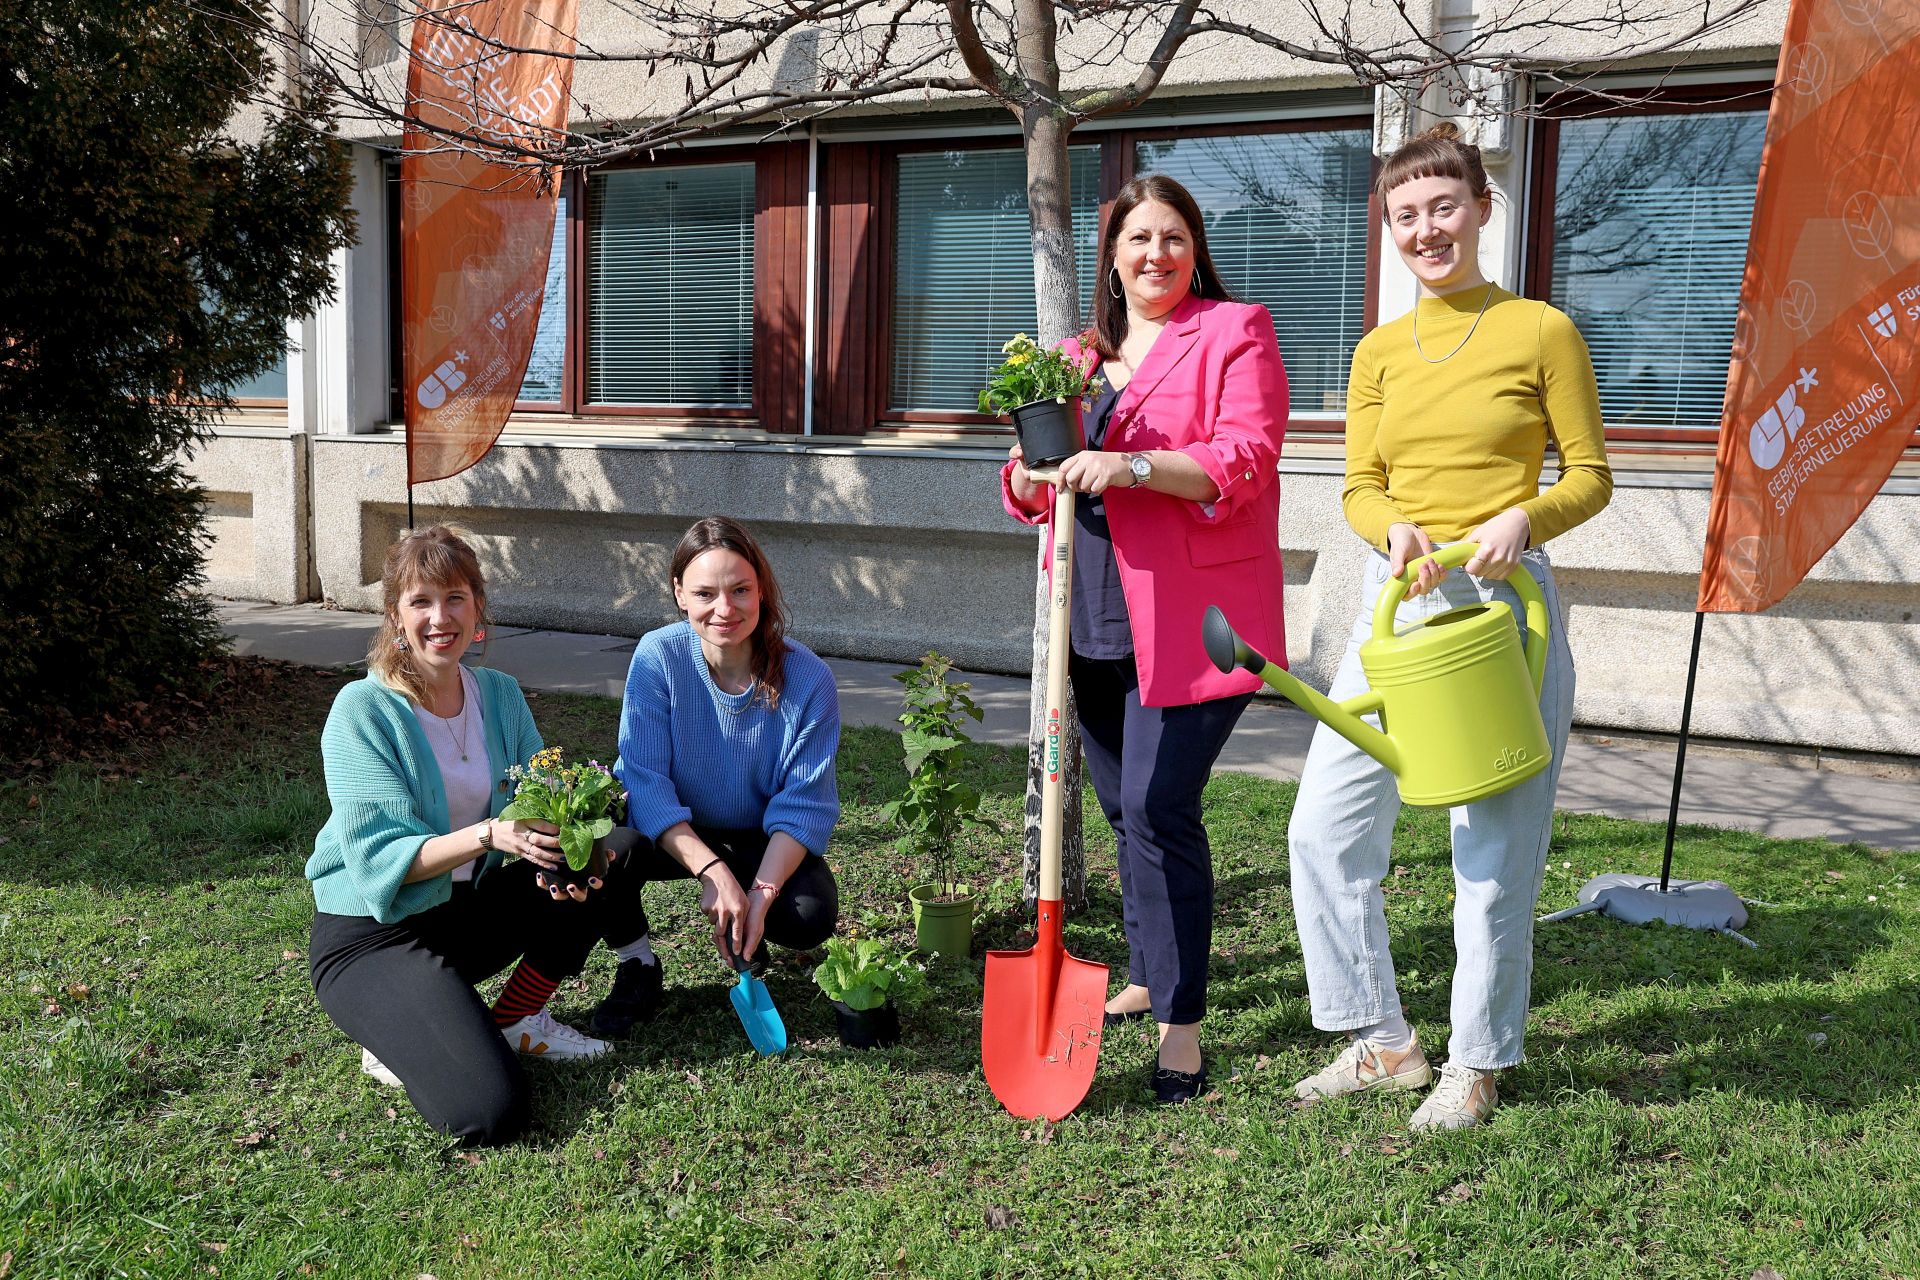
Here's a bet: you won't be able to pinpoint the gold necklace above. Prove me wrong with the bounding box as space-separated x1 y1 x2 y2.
1413 282 1496 364
425 684 472 761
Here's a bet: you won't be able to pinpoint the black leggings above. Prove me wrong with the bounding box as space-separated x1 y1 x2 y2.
308 858 613 1147
598 825 839 955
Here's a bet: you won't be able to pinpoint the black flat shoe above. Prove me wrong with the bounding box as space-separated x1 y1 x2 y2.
1102 1007 1152 1028
589 957 662 1038
1150 1059 1208 1105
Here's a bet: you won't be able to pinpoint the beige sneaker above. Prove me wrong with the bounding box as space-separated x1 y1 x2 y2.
360 1047 402 1088
1410 1062 1499 1131
1294 1035 1433 1102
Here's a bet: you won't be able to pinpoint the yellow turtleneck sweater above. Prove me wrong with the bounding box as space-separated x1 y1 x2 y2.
1342 283 1613 549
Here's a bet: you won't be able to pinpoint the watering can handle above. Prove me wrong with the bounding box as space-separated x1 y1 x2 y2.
1372 542 1550 697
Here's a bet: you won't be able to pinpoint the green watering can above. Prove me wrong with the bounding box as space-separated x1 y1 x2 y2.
1202 542 1553 807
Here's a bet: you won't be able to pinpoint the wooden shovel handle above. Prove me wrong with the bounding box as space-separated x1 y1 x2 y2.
1039 485 1076 905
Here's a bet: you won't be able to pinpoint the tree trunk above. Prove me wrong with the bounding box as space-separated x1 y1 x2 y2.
1018 98 1086 909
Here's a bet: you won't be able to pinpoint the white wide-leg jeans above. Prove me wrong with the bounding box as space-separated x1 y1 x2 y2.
1286 546 1575 1070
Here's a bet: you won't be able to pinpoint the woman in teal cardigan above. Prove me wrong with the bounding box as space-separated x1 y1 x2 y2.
306 526 626 1146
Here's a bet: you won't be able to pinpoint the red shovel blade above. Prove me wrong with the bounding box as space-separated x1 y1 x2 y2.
981 900 1108 1122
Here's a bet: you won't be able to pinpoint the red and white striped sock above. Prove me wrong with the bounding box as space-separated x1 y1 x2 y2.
491 962 558 1027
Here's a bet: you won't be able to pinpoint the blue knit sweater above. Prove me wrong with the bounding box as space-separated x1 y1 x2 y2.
306 668 543 923
618 623 841 855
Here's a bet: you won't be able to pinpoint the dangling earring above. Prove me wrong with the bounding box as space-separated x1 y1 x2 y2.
1109 266 1123 298
472 627 487 643
391 635 409 652
1192 265 1204 297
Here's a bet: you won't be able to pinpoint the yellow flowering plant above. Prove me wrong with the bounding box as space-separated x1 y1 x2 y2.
977 332 1104 415
499 746 627 873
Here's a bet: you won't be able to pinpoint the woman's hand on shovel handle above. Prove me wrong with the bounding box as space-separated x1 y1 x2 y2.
1464 508 1531 581
699 862 750 961
1007 442 1046 509
1388 523 1444 598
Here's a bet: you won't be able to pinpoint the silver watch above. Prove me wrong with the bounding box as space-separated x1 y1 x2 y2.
1127 452 1152 487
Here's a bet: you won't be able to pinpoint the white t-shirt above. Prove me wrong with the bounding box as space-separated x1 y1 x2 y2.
414 665 491 883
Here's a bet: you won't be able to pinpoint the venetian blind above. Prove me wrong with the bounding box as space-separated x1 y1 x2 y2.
588 163 755 407
890 146 1100 412
1135 129 1372 417
517 191 568 403
1548 111 1766 434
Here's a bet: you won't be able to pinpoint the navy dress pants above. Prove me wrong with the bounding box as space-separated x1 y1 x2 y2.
1071 653 1251 1025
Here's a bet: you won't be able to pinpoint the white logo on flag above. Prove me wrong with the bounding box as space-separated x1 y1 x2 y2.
1748 384 1806 471
416 359 467 410
1869 302 1897 337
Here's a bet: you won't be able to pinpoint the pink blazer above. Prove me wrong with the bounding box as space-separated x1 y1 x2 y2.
1000 294 1289 707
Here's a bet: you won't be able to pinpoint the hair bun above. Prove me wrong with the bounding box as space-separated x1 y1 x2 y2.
1418 121 1465 144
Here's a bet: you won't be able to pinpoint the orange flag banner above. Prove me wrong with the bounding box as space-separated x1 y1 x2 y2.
401 0 578 486
1697 0 1920 612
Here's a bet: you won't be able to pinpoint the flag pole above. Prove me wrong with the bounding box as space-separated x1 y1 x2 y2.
1659 610 1706 892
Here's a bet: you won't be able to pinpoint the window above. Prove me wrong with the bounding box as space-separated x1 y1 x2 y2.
888 146 1101 413
516 191 568 404
1135 126 1373 416
1535 101 1767 437
587 162 756 408
230 352 288 403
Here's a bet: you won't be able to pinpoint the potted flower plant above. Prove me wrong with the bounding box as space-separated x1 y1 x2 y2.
498 746 627 888
978 332 1105 469
879 652 995 959
812 936 927 1049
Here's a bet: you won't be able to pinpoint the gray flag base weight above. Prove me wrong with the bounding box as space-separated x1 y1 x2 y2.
1538 874 1758 948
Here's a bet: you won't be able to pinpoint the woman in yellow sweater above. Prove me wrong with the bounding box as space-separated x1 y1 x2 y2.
1287 123 1611 1130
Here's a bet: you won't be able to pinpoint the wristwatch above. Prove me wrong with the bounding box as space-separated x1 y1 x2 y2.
1126 452 1153 488
476 820 495 853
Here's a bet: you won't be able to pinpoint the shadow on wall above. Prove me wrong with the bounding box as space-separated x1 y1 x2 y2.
381 440 1041 672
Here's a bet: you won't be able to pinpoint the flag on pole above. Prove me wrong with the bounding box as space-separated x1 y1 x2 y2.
1697 0 1920 612
401 0 578 486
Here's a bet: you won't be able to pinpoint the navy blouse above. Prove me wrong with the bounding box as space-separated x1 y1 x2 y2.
1070 384 1135 659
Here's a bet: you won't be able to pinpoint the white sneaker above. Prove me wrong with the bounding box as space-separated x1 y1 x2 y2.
1410 1062 1499 1131
500 1007 609 1060
360 1047 402 1087
1294 1035 1433 1102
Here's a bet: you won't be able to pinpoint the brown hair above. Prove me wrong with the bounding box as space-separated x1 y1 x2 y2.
368 525 490 705
671 516 789 709
1374 121 1492 211
1086 174 1239 360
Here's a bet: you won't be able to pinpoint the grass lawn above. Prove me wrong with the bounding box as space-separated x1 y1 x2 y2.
3 660 1917 1279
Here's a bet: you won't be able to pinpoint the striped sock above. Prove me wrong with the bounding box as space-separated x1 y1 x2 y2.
491 962 558 1028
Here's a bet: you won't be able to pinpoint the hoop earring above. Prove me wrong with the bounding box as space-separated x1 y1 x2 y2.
1192 266 1204 297
1108 266 1123 299
391 635 409 652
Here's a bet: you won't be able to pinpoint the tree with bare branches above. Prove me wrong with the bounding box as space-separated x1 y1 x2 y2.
258 0 1775 901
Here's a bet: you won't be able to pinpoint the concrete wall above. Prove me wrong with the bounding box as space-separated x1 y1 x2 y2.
192 427 1920 757
188 428 312 604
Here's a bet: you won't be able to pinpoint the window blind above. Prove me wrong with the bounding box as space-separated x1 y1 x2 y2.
1135 129 1372 416
890 147 1100 412
1549 111 1766 433
517 191 567 403
588 163 755 408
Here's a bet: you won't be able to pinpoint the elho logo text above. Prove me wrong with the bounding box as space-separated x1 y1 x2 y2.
1492 746 1532 773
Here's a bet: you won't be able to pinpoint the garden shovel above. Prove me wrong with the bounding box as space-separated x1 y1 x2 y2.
725 942 788 1056
982 477 1107 1122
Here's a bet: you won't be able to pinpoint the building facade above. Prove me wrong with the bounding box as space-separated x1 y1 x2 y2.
199 0 1920 756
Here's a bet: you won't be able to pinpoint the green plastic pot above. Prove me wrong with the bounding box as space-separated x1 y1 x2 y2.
909 883 975 959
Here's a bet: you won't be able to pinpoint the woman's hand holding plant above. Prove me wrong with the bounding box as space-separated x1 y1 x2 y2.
1463 508 1531 581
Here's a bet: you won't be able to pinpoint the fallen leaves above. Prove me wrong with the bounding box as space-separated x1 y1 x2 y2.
984 1205 1014 1231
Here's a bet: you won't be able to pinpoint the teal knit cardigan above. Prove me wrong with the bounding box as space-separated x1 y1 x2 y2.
306 668 543 924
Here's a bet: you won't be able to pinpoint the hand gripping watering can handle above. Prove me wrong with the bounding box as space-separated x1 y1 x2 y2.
1372 542 1550 697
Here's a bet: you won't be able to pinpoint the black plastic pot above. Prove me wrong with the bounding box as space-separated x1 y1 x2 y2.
830 1000 901 1050
1010 397 1085 469
542 835 614 890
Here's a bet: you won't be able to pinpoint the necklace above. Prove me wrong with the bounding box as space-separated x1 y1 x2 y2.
425 685 472 761
1413 282 1496 364
713 676 757 715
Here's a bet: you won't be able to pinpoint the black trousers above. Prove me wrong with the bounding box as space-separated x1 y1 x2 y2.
597 824 838 956
308 858 609 1147
1071 653 1251 1025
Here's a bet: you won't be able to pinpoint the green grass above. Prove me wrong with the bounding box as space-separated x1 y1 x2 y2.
3 663 1917 1279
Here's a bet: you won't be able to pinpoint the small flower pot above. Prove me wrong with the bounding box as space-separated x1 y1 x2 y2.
1010 397 1085 469
831 999 901 1050
909 882 975 960
543 834 616 890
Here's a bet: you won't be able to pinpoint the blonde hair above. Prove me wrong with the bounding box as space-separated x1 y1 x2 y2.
1375 121 1492 210
367 525 490 705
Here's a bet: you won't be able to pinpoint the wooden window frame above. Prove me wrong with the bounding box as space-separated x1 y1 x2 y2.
1524 81 1776 449
846 115 1380 435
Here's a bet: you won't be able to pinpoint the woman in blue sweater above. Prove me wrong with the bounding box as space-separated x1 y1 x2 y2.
307 526 624 1146
590 517 842 1036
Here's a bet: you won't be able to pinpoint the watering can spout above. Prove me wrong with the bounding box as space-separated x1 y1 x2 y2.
1201 607 1397 773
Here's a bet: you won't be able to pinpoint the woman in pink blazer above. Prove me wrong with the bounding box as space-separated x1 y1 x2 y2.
1002 174 1289 1103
